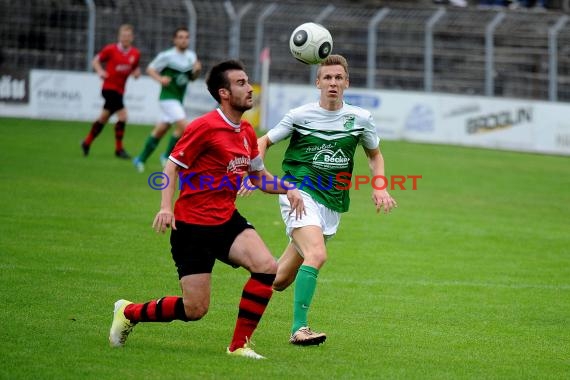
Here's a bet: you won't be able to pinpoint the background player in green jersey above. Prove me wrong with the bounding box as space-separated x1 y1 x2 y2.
133 27 202 172
256 54 397 345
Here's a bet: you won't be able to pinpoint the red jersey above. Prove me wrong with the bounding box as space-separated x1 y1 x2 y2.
169 109 264 225
97 43 140 94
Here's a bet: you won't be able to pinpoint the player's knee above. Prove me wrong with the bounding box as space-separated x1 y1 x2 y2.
304 251 327 268
266 258 278 274
250 255 278 275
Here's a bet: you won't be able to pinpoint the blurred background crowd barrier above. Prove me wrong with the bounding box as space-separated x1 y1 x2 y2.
0 0 569 102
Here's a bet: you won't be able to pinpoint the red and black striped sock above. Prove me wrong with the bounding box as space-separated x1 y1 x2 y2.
228 272 275 352
124 296 188 322
84 121 104 145
114 121 126 152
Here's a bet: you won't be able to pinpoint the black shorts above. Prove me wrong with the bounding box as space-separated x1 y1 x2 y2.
101 89 125 114
170 210 255 279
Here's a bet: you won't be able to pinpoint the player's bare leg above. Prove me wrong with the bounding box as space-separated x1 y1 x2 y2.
273 242 304 291
179 273 212 320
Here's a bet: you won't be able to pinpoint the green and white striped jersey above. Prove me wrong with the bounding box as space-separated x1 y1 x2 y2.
148 47 198 102
267 101 380 212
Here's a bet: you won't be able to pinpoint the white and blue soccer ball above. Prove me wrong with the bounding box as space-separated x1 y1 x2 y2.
289 22 333 65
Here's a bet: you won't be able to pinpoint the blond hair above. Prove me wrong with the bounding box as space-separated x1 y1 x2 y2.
118 24 134 34
317 54 349 78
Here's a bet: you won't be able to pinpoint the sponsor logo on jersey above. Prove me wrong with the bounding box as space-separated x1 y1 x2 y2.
227 156 250 174
312 148 350 169
305 143 335 152
175 73 189 86
115 64 132 72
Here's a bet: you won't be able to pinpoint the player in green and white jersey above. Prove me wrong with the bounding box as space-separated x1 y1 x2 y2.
133 27 201 172
257 54 397 345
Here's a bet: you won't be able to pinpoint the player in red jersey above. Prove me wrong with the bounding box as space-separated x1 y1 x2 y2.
81 24 141 158
108 60 305 359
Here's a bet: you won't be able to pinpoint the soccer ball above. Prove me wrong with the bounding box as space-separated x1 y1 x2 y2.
289 22 333 65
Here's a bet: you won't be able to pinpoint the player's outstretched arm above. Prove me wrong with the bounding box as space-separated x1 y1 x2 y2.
365 147 397 214
256 135 274 160
248 169 305 220
147 66 170 87
237 135 275 197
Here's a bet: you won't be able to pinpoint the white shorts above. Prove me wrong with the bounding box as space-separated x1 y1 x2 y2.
159 100 186 124
278 190 341 239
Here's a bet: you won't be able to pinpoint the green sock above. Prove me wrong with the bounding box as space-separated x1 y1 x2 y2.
163 135 180 159
291 265 319 334
138 135 160 162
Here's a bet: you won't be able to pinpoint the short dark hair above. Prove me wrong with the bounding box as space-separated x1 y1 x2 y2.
206 60 246 103
173 27 189 38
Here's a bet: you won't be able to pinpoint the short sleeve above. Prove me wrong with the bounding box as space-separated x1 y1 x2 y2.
97 44 113 62
267 110 295 144
169 119 206 169
360 112 380 149
147 51 169 72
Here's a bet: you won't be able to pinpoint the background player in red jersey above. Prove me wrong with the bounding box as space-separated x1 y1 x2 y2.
108 60 305 359
81 24 141 158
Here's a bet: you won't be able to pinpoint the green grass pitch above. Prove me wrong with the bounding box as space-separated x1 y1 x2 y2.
0 117 569 379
